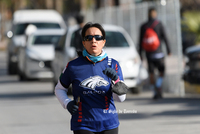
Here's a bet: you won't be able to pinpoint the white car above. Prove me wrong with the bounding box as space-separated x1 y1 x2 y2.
52 24 148 93
18 29 65 81
7 9 67 75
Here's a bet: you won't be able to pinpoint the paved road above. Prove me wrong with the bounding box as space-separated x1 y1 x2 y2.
0 50 200 134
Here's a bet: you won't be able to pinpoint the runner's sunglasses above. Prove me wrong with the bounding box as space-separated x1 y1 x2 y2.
83 35 104 41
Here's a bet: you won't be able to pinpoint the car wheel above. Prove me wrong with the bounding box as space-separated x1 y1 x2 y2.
18 66 27 81
52 79 57 94
19 73 27 81
7 61 17 75
52 69 58 94
7 62 13 74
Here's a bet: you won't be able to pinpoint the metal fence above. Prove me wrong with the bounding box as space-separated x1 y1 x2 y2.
84 0 184 96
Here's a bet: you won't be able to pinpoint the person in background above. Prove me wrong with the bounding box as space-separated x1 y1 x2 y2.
138 7 171 99
55 22 128 134
74 14 85 56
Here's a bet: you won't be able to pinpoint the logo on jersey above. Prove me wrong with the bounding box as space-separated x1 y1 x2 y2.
80 76 109 90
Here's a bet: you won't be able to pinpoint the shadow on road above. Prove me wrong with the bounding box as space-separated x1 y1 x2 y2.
118 97 200 120
118 113 150 120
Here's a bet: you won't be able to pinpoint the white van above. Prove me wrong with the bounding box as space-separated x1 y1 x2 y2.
7 9 67 74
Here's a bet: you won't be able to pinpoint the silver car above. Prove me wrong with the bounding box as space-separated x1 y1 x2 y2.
18 29 65 81
6 9 67 75
52 25 148 93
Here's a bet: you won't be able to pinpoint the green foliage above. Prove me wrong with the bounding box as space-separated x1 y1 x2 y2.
1 0 13 8
182 11 200 44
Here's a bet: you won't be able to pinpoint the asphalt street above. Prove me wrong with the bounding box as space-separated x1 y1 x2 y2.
0 50 200 134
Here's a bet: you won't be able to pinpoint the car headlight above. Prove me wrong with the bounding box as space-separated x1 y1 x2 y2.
39 61 45 68
120 60 135 69
26 49 38 60
27 57 51 68
125 60 134 68
124 56 141 68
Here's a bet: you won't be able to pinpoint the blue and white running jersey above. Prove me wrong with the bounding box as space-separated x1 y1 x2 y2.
60 56 124 132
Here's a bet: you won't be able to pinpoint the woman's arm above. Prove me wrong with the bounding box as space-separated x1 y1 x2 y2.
54 80 71 109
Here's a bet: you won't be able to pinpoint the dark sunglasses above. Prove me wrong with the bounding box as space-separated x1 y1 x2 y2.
83 35 104 41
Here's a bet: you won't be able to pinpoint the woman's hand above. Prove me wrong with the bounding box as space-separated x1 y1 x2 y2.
103 68 118 81
67 100 79 115
103 68 128 95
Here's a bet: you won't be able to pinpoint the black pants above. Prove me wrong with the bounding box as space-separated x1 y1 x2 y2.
147 57 165 74
73 127 118 134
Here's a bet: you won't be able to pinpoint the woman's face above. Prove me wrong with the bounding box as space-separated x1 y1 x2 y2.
82 27 106 56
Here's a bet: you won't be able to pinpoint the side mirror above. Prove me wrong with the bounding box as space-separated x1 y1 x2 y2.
6 31 13 38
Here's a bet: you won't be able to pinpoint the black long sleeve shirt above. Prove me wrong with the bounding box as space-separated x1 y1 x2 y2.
138 18 171 60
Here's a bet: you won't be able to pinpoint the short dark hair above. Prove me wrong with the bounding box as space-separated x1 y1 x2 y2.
148 7 156 15
148 7 157 19
81 22 105 40
75 14 84 24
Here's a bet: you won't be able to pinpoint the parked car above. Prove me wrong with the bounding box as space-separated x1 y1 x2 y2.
183 45 200 84
52 24 148 93
6 9 67 75
17 29 65 81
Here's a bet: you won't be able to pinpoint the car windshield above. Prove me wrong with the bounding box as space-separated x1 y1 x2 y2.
31 35 62 45
105 31 129 47
14 23 61 35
